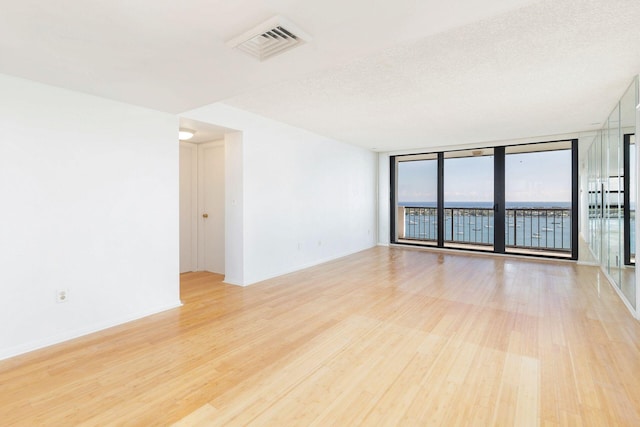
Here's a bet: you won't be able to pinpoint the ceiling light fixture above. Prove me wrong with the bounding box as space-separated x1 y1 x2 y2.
179 128 196 140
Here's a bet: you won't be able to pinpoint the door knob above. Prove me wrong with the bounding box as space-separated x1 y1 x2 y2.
202 213 208 218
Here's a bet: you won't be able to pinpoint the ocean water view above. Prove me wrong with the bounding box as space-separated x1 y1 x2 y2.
398 201 572 250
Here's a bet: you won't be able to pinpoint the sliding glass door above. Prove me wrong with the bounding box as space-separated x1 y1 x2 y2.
443 149 494 251
394 154 438 245
505 142 572 256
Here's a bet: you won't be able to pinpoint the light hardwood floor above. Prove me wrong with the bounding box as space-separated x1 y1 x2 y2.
1 246 640 426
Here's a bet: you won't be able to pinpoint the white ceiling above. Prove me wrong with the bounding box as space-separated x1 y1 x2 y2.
1 0 639 151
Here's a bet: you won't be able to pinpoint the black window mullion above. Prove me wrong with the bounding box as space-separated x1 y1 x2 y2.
437 153 444 247
390 156 396 244
494 147 506 253
623 134 632 265
571 139 579 260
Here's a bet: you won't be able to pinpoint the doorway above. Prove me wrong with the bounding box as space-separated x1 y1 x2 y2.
179 140 225 274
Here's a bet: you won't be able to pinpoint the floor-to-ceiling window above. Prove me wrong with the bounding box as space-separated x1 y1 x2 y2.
395 154 438 245
443 149 494 251
391 140 577 259
505 142 573 256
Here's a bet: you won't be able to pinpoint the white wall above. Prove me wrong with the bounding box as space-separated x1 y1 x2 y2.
182 104 378 286
0 73 181 360
180 142 198 273
224 131 245 285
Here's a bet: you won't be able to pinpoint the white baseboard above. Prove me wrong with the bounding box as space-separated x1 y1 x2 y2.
0 301 183 361
598 268 639 320
241 244 377 286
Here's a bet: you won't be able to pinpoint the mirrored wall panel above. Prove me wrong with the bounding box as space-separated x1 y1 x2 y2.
585 77 637 310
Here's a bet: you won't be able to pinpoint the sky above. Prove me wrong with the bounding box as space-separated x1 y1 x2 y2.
397 149 571 203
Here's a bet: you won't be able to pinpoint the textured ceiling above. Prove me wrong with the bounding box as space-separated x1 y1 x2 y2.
224 0 640 151
1 0 639 151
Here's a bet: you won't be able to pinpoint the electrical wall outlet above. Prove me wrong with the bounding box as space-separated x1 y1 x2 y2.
56 289 69 303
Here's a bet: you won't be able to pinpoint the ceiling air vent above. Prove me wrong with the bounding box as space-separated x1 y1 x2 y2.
226 16 311 61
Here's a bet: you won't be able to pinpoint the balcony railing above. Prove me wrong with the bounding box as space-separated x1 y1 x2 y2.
399 206 571 252
506 208 570 251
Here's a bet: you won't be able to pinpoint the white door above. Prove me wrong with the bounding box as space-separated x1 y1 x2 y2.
198 142 225 273
179 142 197 273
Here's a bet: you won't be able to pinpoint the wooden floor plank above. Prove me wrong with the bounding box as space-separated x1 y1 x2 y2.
1 246 639 426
